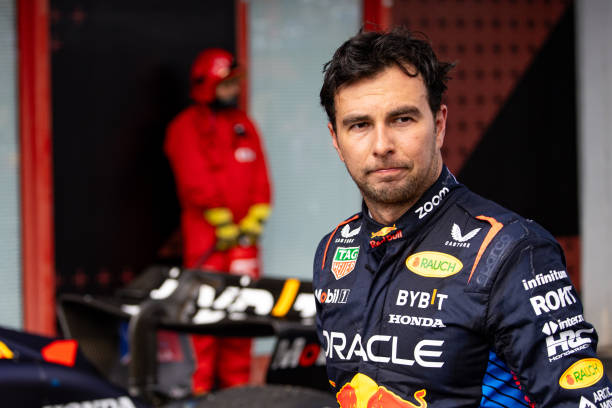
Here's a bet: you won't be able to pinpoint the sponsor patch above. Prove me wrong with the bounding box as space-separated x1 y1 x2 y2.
593 386 612 405
322 330 444 368
529 285 577 316
395 289 448 310
336 224 361 244
415 186 449 219
341 224 360 238
445 223 481 248
542 314 584 336
388 314 445 328
546 328 594 361
371 225 397 238
579 396 598 408
370 229 403 248
315 288 350 304
336 373 428 408
406 251 463 278
522 269 568 291
331 247 360 280
559 358 603 389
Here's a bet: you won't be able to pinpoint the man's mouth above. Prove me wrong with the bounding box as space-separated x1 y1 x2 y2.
371 167 403 174
367 165 410 176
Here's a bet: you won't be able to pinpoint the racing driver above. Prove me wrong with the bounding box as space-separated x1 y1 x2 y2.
313 29 612 407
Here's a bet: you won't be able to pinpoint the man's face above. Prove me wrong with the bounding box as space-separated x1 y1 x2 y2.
215 78 241 103
328 65 447 208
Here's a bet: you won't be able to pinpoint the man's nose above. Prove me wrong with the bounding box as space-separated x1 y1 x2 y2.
372 124 394 157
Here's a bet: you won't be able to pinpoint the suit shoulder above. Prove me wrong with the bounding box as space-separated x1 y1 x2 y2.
314 213 362 267
453 188 554 240
167 106 196 131
456 189 562 291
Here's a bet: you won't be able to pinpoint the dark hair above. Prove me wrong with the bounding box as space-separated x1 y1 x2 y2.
320 28 455 129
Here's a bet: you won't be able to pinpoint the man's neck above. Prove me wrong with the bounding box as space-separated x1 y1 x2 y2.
365 200 416 225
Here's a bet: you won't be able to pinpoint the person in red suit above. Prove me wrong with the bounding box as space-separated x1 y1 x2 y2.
164 48 272 393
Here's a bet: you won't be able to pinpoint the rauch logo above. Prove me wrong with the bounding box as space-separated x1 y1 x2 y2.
406 251 463 278
559 358 604 389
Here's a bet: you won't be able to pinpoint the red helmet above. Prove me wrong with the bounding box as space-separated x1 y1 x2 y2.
190 48 240 104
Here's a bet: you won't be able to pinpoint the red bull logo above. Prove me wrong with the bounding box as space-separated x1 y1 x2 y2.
336 373 427 408
371 225 397 239
370 229 403 248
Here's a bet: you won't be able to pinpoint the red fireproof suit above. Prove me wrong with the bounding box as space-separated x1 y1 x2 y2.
164 103 271 392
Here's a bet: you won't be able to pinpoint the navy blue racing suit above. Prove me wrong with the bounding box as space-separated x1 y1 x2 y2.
313 166 612 407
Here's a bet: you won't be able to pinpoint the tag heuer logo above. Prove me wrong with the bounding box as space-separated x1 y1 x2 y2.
331 247 360 280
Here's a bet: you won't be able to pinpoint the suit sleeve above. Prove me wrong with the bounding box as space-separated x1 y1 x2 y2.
486 238 612 407
313 235 330 350
164 117 226 209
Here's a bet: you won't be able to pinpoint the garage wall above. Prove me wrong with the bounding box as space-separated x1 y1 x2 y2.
577 0 612 347
0 0 22 329
249 0 362 280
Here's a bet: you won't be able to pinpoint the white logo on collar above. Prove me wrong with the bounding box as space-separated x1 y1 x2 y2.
341 224 361 238
415 187 449 219
451 224 481 242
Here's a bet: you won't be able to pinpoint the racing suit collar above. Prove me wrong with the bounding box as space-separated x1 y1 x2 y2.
361 165 461 244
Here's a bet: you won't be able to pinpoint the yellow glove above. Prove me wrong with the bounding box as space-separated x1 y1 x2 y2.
238 203 271 245
204 207 239 251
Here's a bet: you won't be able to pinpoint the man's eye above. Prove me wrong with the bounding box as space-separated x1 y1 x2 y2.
350 122 369 130
395 116 413 124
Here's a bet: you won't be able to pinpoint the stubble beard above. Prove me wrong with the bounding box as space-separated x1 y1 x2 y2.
348 148 439 208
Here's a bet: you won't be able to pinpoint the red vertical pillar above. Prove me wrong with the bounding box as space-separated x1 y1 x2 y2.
17 0 56 336
363 0 391 31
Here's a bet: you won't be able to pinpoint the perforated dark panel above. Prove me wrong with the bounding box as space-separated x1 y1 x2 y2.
391 0 579 286
392 0 570 173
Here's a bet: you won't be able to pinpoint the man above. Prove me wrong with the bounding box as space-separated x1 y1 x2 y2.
165 48 271 392
313 29 611 407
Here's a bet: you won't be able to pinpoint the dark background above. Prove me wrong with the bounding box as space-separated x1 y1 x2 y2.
51 1 236 294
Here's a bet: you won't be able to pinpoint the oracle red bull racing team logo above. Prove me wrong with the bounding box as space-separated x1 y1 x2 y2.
331 247 360 280
336 373 427 408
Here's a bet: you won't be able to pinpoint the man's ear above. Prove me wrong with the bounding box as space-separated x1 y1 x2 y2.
435 104 448 149
328 122 345 162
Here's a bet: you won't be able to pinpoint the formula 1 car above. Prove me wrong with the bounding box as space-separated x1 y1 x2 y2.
0 266 337 407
